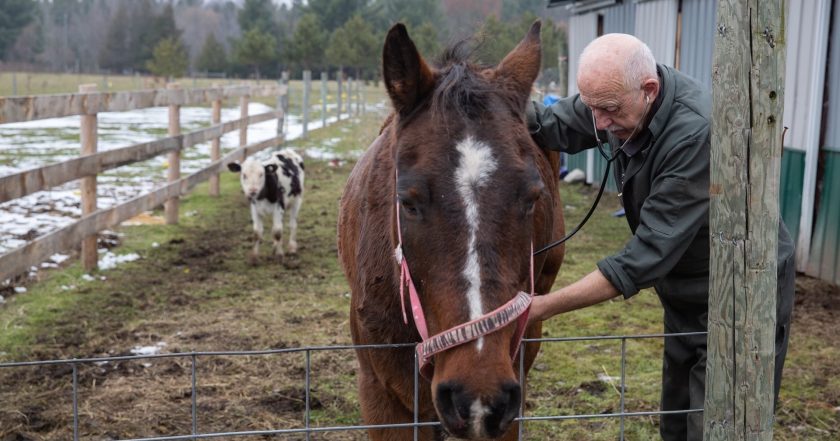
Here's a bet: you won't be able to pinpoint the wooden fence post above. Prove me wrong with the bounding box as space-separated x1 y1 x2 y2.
79 83 98 271
240 85 249 151
277 78 286 143
209 83 222 197
360 80 365 115
165 82 181 225
302 70 311 139
321 71 328 128
347 77 353 117
704 1 786 440
337 70 343 121
355 78 361 115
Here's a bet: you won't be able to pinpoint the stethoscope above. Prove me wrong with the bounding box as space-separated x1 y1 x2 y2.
534 94 651 256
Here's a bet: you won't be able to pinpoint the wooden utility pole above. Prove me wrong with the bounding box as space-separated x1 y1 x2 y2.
79 84 98 271
704 1 786 440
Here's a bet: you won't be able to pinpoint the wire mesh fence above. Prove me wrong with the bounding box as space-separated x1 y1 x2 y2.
0 332 706 440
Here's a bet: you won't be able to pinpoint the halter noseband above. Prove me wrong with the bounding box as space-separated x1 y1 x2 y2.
394 167 535 380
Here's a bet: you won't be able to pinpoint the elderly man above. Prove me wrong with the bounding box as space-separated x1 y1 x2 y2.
526 33 795 440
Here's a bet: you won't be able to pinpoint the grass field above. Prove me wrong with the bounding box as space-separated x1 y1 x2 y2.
0 85 837 440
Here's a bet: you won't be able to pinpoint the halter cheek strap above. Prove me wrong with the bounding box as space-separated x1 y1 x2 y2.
394 167 535 379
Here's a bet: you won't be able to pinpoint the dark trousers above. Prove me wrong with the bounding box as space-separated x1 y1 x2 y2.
658 227 796 441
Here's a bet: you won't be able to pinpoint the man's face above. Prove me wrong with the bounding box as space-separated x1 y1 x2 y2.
579 75 649 141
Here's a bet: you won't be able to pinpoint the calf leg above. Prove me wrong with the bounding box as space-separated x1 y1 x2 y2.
271 205 285 261
249 203 263 265
286 197 302 254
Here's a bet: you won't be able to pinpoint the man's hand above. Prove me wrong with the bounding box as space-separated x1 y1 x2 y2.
527 269 621 326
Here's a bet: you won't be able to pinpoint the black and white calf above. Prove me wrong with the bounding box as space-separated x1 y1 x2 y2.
227 148 305 263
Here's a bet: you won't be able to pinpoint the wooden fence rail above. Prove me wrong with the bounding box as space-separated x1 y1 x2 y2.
0 82 289 282
0 136 282 283
0 110 278 204
0 84 282 124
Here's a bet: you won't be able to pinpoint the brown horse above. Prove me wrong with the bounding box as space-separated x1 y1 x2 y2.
338 21 565 440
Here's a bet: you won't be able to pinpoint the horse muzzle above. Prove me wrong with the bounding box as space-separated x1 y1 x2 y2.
435 380 521 439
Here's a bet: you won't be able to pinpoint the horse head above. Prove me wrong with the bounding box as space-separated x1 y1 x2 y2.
382 21 557 439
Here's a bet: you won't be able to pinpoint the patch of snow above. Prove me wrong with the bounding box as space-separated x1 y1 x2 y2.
50 253 70 264
0 295 5 304
81 274 95 282
13 287 26 294
151 242 160 248
99 252 141 270
61 285 76 291
597 373 619 383
130 341 167 356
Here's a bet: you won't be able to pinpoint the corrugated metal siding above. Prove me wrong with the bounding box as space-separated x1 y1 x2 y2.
824 0 840 150
634 0 678 66
678 0 716 91
780 149 805 242
807 0 840 285
568 12 599 95
783 0 828 153
807 151 840 285
603 1 635 34
566 152 588 174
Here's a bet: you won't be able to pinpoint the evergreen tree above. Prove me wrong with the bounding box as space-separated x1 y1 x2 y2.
410 22 440 60
325 14 378 79
235 27 276 79
238 0 279 34
146 36 188 80
0 0 37 60
196 33 228 73
306 0 367 31
287 13 327 71
136 3 181 70
367 0 442 32
475 14 518 65
99 2 133 71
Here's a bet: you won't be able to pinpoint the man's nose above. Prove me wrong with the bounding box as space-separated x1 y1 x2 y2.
593 112 612 131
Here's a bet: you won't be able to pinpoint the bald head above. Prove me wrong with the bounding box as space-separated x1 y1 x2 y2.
578 33 657 91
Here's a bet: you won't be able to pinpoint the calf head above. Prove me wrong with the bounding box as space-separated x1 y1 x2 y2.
227 157 277 201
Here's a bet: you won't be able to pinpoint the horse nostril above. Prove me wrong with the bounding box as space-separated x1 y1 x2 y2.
485 381 522 438
435 382 470 435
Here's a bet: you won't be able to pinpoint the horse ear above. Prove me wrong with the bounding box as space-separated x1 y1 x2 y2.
495 20 542 110
382 23 435 115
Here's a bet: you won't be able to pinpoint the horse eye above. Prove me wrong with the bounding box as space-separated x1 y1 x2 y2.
400 200 420 217
524 184 543 215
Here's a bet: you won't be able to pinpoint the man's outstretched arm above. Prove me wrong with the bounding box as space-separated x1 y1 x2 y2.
529 269 621 323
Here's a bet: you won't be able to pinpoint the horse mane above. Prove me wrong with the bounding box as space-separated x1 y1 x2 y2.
429 40 496 121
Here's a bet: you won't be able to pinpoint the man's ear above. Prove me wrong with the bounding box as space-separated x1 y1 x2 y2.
227 162 241 173
642 78 659 102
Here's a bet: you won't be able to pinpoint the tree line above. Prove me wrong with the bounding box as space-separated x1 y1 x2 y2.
0 0 567 85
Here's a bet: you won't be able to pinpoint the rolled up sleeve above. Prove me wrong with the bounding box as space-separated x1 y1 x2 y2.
596 136 710 298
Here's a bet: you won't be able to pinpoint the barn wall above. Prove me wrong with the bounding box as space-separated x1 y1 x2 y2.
807 0 840 285
634 0 679 66
678 0 716 91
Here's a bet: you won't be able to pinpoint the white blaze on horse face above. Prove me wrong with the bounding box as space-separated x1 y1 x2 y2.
239 157 265 199
470 399 492 438
454 136 497 352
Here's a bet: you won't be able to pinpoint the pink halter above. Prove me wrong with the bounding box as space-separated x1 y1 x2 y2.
394 168 535 379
